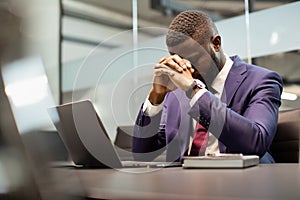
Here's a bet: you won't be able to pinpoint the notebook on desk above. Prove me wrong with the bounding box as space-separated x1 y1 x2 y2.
48 100 181 169
183 154 259 169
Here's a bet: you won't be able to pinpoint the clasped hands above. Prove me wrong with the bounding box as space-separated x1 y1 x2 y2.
149 54 195 105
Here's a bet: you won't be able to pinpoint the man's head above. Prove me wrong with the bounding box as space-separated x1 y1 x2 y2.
166 10 225 77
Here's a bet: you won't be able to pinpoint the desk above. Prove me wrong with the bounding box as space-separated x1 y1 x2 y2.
57 164 300 200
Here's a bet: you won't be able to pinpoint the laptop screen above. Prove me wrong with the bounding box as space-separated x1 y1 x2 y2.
48 100 123 168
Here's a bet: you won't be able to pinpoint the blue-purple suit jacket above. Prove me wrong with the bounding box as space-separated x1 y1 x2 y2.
132 56 283 163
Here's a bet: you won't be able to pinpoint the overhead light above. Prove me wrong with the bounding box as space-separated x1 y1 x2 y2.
270 32 279 46
281 91 298 101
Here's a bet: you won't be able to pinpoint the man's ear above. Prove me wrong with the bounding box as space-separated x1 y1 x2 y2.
211 35 221 52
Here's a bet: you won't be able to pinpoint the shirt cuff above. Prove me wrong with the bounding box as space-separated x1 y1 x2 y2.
142 96 164 117
189 88 208 107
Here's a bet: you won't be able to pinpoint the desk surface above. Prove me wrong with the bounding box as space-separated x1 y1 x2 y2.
57 164 300 200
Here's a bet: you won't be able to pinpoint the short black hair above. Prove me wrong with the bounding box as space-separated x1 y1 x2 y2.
166 10 217 47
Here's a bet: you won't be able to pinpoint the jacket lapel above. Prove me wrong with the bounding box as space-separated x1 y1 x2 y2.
219 56 248 153
222 56 247 106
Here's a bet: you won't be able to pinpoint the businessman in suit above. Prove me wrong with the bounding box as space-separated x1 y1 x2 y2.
132 10 282 163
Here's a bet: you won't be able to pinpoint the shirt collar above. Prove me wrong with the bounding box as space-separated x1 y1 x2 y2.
211 54 233 95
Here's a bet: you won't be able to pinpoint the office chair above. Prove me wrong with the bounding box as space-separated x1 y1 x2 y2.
114 126 135 161
270 108 300 163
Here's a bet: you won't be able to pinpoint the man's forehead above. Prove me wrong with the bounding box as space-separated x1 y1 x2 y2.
167 38 206 58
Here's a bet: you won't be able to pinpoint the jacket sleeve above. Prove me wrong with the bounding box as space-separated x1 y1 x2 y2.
132 104 167 161
188 71 283 157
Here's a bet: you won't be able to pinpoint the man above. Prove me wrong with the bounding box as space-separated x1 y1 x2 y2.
132 10 282 163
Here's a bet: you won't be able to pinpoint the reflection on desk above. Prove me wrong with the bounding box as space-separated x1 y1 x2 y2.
54 164 300 200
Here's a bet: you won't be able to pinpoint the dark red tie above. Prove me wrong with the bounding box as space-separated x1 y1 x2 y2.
189 123 209 156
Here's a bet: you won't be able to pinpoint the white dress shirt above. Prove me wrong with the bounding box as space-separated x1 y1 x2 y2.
202 55 233 155
143 55 233 155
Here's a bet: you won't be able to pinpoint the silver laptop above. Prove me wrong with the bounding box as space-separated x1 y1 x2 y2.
48 100 181 168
